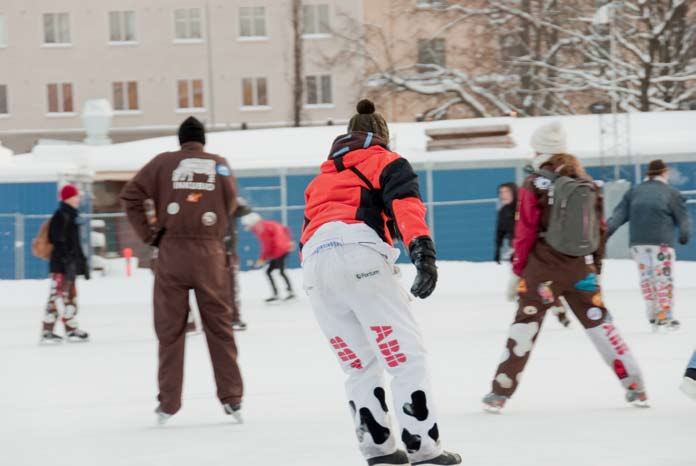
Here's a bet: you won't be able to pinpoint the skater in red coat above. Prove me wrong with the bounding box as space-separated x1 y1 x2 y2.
241 213 295 302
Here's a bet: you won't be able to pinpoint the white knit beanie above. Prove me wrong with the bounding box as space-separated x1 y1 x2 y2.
530 120 567 155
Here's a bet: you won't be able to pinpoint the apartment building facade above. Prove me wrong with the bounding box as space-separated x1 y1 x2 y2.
0 0 364 153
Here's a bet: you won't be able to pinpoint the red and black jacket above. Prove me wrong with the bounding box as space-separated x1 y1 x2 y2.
301 131 431 251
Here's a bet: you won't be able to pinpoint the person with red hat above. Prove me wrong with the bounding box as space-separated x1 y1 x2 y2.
41 184 90 343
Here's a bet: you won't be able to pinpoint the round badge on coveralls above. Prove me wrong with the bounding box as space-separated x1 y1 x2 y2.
587 307 603 321
202 211 217 226
167 202 180 215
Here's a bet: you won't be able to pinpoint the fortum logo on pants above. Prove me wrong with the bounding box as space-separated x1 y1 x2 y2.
355 270 380 280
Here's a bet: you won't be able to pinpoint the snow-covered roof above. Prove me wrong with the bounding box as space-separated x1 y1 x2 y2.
3 111 695 182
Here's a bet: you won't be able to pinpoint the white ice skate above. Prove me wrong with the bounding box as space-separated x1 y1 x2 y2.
626 385 650 408
223 403 243 424
482 392 507 413
40 331 63 345
680 376 696 400
155 406 173 425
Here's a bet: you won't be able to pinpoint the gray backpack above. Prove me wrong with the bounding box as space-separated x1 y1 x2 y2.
537 170 600 256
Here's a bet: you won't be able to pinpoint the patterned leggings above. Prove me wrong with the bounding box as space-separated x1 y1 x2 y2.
631 245 675 322
44 273 79 332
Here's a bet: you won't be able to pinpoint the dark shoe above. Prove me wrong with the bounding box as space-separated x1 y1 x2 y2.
284 292 296 301
666 320 681 332
413 451 462 465
66 329 89 343
232 321 247 331
367 450 409 466
223 403 243 423
264 295 279 303
40 331 63 344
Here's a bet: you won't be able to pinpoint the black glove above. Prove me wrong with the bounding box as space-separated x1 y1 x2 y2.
409 236 437 299
83 267 91 281
494 251 501 264
679 235 689 245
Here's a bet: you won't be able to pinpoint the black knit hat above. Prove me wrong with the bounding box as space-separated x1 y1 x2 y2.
646 159 668 177
347 99 389 141
178 116 206 145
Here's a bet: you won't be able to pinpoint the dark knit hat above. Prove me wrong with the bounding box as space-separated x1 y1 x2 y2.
347 99 389 141
178 116 206 145
60 184 79 201
646 159 668 177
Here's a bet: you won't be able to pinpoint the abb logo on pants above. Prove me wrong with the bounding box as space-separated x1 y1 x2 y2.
330 337 363 370
371 326 407 368
602 324 629 356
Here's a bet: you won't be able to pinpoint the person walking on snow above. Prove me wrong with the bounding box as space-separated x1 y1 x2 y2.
607 159 691 332
300 100 461 466
483 122 647 412
681 350 696 400
121 116 244 425
41 184 90 343
241 213 295 302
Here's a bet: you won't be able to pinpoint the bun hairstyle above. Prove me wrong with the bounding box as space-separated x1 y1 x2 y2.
347 99 389 141
546 154 591 180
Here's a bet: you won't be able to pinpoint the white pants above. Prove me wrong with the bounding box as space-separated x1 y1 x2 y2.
631 245 676 321
303 240 442 463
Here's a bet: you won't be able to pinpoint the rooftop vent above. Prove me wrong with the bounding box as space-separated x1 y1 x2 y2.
425 124 515 152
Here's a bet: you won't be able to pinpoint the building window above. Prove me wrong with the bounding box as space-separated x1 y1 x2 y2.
416 0 448 7
47 83 74 113
174 8 203 41
0 85 8 114
418 38 446 67
306 75 332 105
177 79 204 109
242 78 268 107
112 81 139 111
109 11 136 43
0 15 7 46
239 7 266 37
302 4 329 35
43 13 71 44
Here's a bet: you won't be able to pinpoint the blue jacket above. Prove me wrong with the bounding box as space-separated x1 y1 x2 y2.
607 179 691 247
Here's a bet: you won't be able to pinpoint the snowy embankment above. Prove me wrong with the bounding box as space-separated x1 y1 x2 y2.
1 260 694 466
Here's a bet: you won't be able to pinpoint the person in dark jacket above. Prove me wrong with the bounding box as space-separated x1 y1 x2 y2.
41 184 90 343
607 159 692 331
494 182 517 264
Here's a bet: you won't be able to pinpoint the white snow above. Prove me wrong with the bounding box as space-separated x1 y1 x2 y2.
1 260 695 466
2 111 695 182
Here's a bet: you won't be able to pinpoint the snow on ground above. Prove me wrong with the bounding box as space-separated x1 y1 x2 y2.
1 260 694 466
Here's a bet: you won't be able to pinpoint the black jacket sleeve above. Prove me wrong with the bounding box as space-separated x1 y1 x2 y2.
49 210 67 265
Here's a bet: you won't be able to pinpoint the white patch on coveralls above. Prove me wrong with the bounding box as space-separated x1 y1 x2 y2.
495 373 513 389
523 305 538 315
509 322 539 357
167 202 180 215
500 348 510 363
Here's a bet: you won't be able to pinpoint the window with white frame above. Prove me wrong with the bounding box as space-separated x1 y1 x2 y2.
242 77 268 107
302 4 329 35
174 8 203 41
112 81 139 111
416 0 448 8
239 7 266 38
177 79 204 109
0 15 7 46
43 13 71 44
0 85 8 114
109 11 136 42
47 83 74 113
305 75 332 105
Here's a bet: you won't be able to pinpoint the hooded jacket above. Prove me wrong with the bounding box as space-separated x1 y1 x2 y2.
301 131 430 251
251 220 293 261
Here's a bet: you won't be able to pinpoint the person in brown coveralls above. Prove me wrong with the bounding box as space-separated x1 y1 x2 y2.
121 117 243 424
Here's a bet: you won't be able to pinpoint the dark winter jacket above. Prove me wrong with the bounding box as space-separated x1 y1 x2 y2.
48 202 87 278
300 131 430 251
607 179 691 247
495 183 517 263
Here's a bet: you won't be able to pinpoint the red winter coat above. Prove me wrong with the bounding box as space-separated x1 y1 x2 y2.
251 220 293 261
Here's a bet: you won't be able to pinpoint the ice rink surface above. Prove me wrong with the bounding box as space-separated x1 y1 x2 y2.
1 260 694 466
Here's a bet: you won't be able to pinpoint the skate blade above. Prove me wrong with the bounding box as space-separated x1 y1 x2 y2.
39 339 63 345
66 337 90 343
230 412 244 424
483 404 503 414
630 400 650 408
156 414 172 426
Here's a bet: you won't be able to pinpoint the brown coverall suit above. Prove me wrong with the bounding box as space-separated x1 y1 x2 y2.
121 142 243 414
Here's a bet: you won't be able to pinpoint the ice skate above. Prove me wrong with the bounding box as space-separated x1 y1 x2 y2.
40 331 63 344
284 292 296 301
412 451 462 465
223 403 243 423
650 319 668 333
232 320 247 331
366 450 409 466
264 295 280 304
482 392 507 413
625 384 649 408
65 329 89 343
665 319 681 332
155 406 173 425
680 369 696 400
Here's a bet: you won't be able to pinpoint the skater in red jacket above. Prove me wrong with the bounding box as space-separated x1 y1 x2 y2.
242 213 295 302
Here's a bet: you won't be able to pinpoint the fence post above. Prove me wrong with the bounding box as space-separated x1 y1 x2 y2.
426 164 435 241
280 170 289 226
14 213 25 280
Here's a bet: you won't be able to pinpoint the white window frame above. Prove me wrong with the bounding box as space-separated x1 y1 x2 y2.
173 8 204 43
302 4 330 39
0 15 7 47
176 78 206 113
42 12 72 47
0 84 10 117
241 77 270 110
304 74 334 108
108 10 137 45
238 6 268 41
46 82 76 116
112 81 140 114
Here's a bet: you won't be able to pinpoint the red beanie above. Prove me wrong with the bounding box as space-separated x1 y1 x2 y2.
60 184 79 201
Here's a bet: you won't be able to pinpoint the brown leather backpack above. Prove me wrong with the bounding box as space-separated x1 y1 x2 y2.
32 220 53 260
